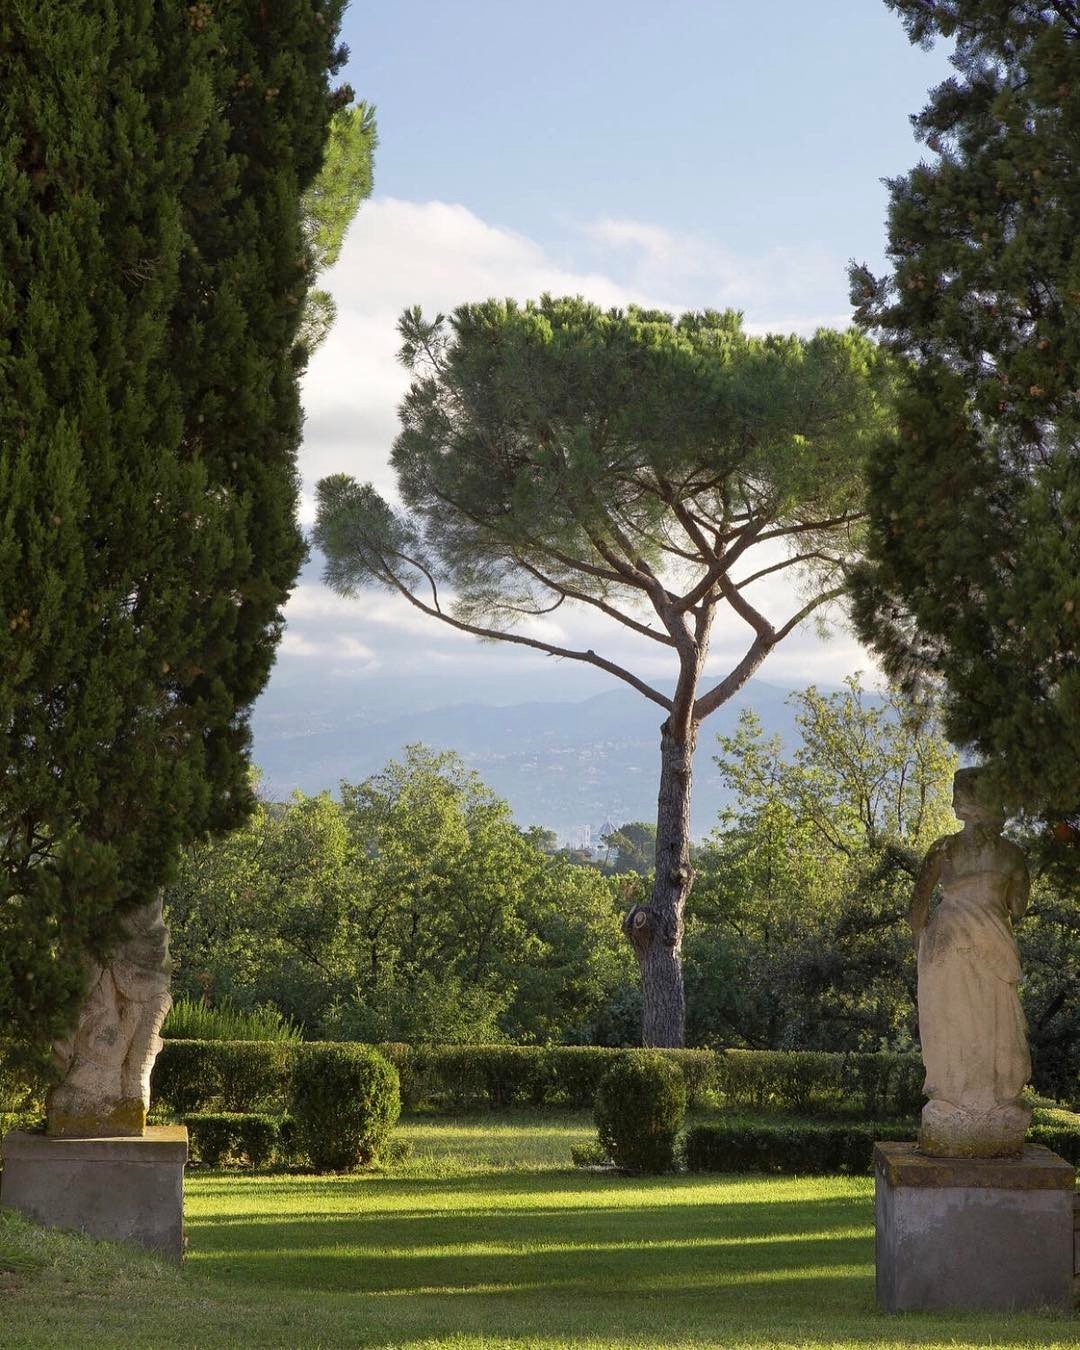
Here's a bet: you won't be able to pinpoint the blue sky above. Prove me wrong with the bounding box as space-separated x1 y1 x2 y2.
339 1 950 266
265 3 954 712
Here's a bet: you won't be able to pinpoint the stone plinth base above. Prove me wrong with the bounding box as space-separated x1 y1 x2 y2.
0 1126 187 1262
874 1141 1075 1312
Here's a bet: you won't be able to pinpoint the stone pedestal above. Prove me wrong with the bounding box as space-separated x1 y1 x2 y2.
0 1126 187 1261
874 1141 1075 1312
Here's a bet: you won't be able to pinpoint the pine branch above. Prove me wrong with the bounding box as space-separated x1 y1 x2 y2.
371 552 674 712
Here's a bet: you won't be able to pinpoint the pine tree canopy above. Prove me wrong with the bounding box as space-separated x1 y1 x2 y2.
316 298 894 713
0 0 351 1070
849 1 1080 834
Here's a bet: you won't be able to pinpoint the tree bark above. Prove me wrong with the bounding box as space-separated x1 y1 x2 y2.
623 717 698 1047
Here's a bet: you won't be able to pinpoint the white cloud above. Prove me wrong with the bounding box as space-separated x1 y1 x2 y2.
581 216 852 333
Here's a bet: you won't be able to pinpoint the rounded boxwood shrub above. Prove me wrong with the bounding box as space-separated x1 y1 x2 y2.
290 1043 400 1171
594 1050 687 1173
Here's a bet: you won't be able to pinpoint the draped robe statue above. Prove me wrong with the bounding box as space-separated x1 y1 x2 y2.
910 768 1031 1158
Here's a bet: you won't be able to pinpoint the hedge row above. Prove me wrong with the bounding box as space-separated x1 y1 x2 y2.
682 1112 1080 1175
150 1041 719 1113
178 1112 286 1168
683 1120 916 1174
150 1040 924 1116
715 1049 923 1117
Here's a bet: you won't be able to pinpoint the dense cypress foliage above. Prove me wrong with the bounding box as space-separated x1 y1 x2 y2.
849 2 1080 843
0 1 349 1069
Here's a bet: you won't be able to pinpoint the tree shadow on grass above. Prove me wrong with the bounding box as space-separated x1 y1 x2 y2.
187 1192 871 1292
181 1176 1077 1347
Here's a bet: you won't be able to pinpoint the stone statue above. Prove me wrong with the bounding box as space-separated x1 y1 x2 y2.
46 894 172 1138
910 767 1031 1157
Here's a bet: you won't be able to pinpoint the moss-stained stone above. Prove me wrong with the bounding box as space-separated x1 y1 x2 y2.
46 1098 146 1140
874 1140 1075 1190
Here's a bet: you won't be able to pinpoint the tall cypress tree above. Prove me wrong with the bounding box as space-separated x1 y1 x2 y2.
0 1 350 1071
849 2 1080 847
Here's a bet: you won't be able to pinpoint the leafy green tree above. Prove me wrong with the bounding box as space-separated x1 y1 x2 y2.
601 822 657 876
166 788 357 1028
687 678 958 1050
0 1 350 1070
299 101 377 356
166 748 631 1044
504 859 635 1045
849 1 1080 852
336 746 534 1036
1018 864 1080 1098
314 297 894 1045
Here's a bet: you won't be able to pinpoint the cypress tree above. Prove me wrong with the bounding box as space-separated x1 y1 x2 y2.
849 2 1080 848
0 1 350 1072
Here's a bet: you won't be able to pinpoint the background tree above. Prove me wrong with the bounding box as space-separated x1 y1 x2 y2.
849 1 1080 863
298 100 377 356
166 748 632 1045
314 297 894 1045
686 678 958 1051
0 1 351 1073
601 822 657 876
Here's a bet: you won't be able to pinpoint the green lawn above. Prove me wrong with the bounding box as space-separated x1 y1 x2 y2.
1 1113 1077 1348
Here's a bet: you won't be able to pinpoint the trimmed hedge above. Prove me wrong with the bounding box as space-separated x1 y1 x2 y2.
150 1041 719 1114
291 1043 400 1171
150 1039 294 1113
151 1040 922 1116
683 1108 1080 1175
595 1052 687 1173
390 1045 716 1110
684 1119 915 1174
714 1049 924 1119
180 1112 283 1168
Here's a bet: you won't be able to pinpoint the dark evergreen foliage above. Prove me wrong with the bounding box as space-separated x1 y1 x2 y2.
849 2 1080 845
0 1 349 1070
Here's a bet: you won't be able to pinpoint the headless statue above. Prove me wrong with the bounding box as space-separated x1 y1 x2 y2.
910 768 1031 1157
46 894 172 1138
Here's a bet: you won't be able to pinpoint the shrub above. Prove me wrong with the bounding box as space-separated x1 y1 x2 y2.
839 1052 924 1118
181 1112 283 1168
683 1120 915 1174
594 1051 687 1173
290 1043 400 1171
683 1108 1080 1174
570 1140 608 1168
398 1045 716 1111
713 1049 923 1118
1029 1107 1080 1166
162 997 301 1043
151 1039 919 1118
151 1040 295 1114
377 1043 424 1110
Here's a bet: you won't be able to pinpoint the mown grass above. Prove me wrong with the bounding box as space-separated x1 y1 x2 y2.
1 1112 1077 1348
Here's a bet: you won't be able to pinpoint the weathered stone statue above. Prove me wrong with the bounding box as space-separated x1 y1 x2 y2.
910 768 1031 1157
45 894 172 1138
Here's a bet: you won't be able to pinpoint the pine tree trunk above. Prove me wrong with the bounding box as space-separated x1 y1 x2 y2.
624 717 698 1047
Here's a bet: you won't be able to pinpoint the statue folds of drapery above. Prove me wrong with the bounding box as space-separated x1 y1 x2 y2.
911 768 1031 1158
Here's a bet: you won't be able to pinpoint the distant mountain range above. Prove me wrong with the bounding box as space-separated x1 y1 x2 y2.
250 673 817 839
